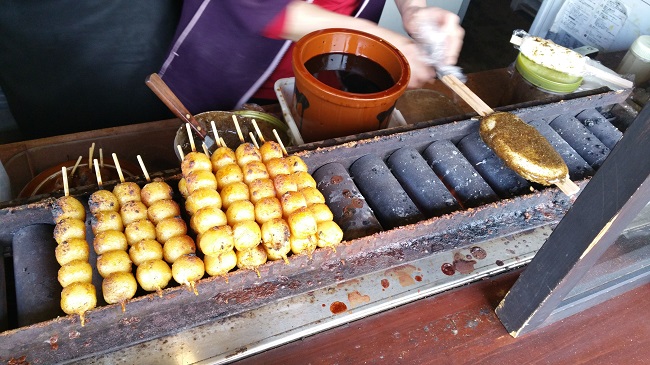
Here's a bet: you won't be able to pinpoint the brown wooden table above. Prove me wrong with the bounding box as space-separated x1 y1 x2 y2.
236 269 650 364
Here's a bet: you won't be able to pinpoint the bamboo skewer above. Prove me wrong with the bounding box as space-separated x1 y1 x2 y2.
99 148 104 168
210 120 223 147
70 156 83 179
251 119 265 143
176 145 185 160
249 132 259 149
111 153 125 183
232 115 245 143
202 142 210 156
186 123 196 152
273 129 288 156
137 155 151 183
89 143 96 172
94 159 103 188
61 167 70 197
439 74 493 117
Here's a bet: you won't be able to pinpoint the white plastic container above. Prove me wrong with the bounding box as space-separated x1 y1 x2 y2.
616 35 650 86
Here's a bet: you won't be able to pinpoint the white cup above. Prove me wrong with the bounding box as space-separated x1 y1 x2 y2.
616 35 650 86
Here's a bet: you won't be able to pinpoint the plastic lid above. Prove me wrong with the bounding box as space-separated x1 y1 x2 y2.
630 35 650 62
515 53 583 93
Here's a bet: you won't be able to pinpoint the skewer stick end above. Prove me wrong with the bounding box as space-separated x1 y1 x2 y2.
111 153 125 183
94 159 103 187
137 155 151 182
186 123 196 152
210 120 222 147
249 132 259 149
70 155 83 178
251 119 265 142
554 176 580 196
176 145 185 160
231 115 245 143
61 166 69 196
273 129 288 156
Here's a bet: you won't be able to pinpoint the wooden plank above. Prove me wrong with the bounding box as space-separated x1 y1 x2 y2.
495 102 650 337
235 269 650 365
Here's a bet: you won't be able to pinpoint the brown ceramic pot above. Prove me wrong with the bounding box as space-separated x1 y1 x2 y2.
292 28 410 143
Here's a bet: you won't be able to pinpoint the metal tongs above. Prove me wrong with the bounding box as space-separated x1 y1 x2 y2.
412 22 466 83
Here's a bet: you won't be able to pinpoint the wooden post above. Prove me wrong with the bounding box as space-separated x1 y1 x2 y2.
495 102 650 337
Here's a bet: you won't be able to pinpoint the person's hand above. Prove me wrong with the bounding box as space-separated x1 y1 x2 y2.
388 38 437 88
401 6 464 66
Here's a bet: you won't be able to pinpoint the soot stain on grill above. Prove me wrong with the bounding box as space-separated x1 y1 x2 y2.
330 301 348 314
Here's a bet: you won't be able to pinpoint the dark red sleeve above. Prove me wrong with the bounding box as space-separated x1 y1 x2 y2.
262 8 288 39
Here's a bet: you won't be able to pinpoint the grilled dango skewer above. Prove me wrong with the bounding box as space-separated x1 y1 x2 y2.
136 259 172 296
102 271 137 312
53 195 86 224
58 259 93 287
124 219 157 246
204 250 237 279
185 188 222 216
155 216 188 244
198 225 235 256
55 238 91 266
93 230 128 255
479 112 579 195
96 249 133 278
172 254 205 295
190 206 227 235
147 199 181 225
129 239 164 266
215 163 244 191
261 218 291 263
236 244 268 276
140 180 174 207
163 235 196 264
119 200 148 226
61 282 97 326
54 217 87 244
88 189 120 214
181 151 212 177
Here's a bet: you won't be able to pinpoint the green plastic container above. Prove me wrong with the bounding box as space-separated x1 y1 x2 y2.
501 53 584 106
515 53 583 93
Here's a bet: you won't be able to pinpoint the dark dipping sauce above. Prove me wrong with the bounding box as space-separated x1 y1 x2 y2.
305 52 395 94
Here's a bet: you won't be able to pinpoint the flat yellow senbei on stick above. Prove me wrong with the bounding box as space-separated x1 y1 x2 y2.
439 74 579 196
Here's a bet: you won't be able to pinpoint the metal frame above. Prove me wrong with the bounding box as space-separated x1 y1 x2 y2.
496 102 650 337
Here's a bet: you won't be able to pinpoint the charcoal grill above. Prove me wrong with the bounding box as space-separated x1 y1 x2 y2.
1 87 643 364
